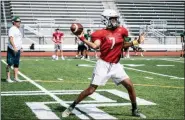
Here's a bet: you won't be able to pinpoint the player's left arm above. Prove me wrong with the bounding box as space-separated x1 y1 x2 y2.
61 32 64 41
123 32 145 48
52 34 56 43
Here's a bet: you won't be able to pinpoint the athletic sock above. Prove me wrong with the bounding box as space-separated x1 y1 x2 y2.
132 102 137 111
70 101 77 109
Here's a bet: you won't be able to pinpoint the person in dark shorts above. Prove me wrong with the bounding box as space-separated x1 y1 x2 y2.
180 31 185 57
84 29 91 59
6 16 23 83
75 36 86 59
123 37 131 58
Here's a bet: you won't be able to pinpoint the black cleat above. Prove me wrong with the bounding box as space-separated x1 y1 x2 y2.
132 109 146 119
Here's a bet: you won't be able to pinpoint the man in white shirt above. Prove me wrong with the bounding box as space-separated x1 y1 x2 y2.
6 16 23 83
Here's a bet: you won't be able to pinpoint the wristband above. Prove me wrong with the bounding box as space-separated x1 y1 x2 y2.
78 36 85 42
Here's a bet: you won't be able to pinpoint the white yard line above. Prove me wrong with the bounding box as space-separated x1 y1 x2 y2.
84 59 184 79
57 78 63 81
156 65 175 67
124 67 184 79
145 77 154 79
161 59 184 63
1 60 89 120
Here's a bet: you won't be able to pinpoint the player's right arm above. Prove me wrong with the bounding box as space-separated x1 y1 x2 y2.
9 28 17 52
52 33 56 43
77 31 101 49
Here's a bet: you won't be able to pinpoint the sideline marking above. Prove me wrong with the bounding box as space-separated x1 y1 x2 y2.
84 59 184 79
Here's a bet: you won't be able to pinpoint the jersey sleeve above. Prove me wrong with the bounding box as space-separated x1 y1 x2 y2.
91 30 103 42
61 32 64 37
8 28 15 37
121 27 128 37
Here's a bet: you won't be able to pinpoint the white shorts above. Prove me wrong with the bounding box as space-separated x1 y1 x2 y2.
55 44 63 51
91 59 129 86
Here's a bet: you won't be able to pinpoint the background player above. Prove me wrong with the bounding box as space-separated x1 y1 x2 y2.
123 37 131 58
131 37 144 57
180 31 185 58
52 28 65 60
75 36 86 58
84 29 98 59
62 9 146 118
84 29 91 59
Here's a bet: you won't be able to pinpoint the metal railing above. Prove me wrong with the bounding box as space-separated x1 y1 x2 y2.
1 35 182 52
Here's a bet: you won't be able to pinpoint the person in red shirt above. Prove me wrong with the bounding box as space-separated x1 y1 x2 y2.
62 9 146 118
52 28 65 60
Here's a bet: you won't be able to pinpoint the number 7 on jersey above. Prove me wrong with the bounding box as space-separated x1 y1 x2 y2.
109 37 115 49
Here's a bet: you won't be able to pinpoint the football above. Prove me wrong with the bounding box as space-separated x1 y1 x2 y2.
70 23 83 35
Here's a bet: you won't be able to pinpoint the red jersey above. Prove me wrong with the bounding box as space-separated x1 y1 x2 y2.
91 26 128 63
53 32 64 43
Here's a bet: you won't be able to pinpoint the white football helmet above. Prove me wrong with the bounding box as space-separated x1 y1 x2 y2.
101 9 120 29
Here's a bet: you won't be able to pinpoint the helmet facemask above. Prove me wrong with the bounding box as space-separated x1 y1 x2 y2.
101 15 120 29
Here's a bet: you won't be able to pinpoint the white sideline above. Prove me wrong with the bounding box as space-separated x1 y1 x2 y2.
1 60 89 120
84 59 184 79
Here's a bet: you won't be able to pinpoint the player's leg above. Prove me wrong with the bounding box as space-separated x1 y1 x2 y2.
13 50 22 82
138 47 144 57
54 44 58 60
76 45 80 58
62 84 98 117
126 48 130 58
86 46 90 59
112 63 145 118
62 59 110 117
119 79 145 118
6 47 14 83
60 44 65 60
181 43 184 57
81 45 85 59
133 47 137 55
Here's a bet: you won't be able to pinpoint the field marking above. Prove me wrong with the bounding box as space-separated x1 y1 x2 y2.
24 89 155 119
123 64 145 67
161 59 184 63
84 59 184 79
26 103 60 120
156 65 175 67
35 80 184 89
57 78 63 81
1 60 89 119
144 77 153 79
124 67 184 79
76 64 95 67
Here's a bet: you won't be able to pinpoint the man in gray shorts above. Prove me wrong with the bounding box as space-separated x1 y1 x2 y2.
52 28 65 60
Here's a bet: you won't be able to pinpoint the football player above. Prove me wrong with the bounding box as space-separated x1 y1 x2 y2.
180 31 185 57
52 28 65 60
131 37 144 57
62 9 146 118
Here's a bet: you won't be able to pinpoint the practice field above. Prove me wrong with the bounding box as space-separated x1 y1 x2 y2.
1 57 184 120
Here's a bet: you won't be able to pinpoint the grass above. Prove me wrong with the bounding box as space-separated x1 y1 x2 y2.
1 57 184 119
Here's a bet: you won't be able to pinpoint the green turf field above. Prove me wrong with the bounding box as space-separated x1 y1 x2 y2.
1 57 184 120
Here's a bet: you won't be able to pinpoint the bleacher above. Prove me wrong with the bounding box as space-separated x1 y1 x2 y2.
1 0 184 51
10 1 104 37
115 1 184 36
